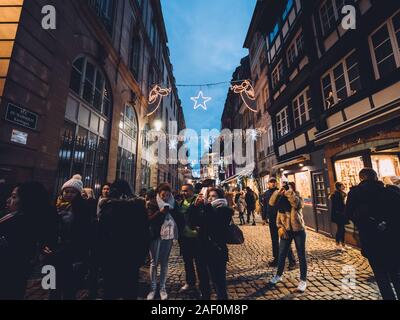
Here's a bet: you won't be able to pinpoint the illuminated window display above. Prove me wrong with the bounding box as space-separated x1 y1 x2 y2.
334 156 364 191
286 171 312 206
371 155 400 179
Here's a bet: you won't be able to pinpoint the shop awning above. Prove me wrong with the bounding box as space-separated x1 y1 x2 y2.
272 154 310 171
220 164 255 185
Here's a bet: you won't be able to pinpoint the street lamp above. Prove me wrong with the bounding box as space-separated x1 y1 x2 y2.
154 120 163 131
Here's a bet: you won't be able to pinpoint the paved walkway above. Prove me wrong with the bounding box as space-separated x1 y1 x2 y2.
26 221 381 300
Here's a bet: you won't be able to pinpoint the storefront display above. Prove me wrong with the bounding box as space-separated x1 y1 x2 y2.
286 171 312 206
334 156 364 191
371 154 400 179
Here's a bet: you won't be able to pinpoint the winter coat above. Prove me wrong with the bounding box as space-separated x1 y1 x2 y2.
345 180 400 264
269 190 305 232
330 191 348 225
197 203 233 262
0 212 36 299
245 192 256 211
261 188 279 221
56 196 94 263
99 197 150 267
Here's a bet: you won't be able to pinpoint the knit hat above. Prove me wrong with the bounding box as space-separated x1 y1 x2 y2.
62 174 83 193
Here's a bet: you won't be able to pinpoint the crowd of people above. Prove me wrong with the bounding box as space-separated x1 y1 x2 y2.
0 167 399 300
0 175 233 300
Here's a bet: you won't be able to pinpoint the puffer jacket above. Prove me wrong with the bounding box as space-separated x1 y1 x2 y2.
269 190 305 232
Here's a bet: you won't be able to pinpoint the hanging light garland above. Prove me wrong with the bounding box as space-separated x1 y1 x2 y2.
146 79 257 116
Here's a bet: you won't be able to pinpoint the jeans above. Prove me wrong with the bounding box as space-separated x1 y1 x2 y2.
369 261 400 300
208 260 228 300
277 230 307 281
149 239 173 291
335 223 346 244
181 238 210 295
239 212 245 225
247 209 255 223
269 216 295 262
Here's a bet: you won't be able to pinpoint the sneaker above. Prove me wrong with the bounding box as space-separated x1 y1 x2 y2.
341 244 348 251
179 284 194 292
297 280 307 292
147 291 156 300
270 275 282 285
160 289 168 301
268 259 278 267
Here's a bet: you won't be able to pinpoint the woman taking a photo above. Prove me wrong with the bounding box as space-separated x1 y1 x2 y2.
196 188 233 300
269 182 308 292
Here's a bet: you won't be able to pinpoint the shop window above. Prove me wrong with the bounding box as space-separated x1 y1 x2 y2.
295 172 312 206
334 156 365 191
369 10 400 79
314 174 327 206
321 51 361 109
287 172 312 206
371 155 400 179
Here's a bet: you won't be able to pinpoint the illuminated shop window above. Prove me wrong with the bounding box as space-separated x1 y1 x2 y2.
334 156 365 191
371 155 400 180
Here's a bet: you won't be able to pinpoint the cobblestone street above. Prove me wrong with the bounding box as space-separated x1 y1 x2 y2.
26 219 381 300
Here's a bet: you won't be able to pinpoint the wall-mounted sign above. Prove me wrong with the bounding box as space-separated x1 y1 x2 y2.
5 103 38 130
11 129 28 145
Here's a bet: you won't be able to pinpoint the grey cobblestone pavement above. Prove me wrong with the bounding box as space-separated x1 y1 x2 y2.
26 220 381 300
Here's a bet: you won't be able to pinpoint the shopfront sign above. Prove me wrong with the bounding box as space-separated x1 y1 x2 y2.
5 103 38 130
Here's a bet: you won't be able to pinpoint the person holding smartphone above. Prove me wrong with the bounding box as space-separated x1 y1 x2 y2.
146 183 183 301
268 181 308 292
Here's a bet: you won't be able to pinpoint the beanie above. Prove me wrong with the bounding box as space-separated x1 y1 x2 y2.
62 174 84 193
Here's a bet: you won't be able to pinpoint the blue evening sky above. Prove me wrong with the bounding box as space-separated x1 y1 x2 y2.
161 0 256 134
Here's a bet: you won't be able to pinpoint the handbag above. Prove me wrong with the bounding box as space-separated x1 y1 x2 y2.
226 220 244 245
160 213 177 240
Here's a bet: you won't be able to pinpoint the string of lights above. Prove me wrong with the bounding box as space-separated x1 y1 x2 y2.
174 79 252 88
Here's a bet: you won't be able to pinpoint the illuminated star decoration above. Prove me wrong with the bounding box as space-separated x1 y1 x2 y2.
231 80 257 112
191 91 212 110
147 85 171 116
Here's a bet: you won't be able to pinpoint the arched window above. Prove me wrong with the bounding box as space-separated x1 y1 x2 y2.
55 57 112 196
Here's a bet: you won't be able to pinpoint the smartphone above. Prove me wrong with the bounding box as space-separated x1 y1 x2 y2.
200 187 208 203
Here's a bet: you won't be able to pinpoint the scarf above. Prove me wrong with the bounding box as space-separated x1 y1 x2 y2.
211 198 228 208
56 196 72 212
156 194 175 210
